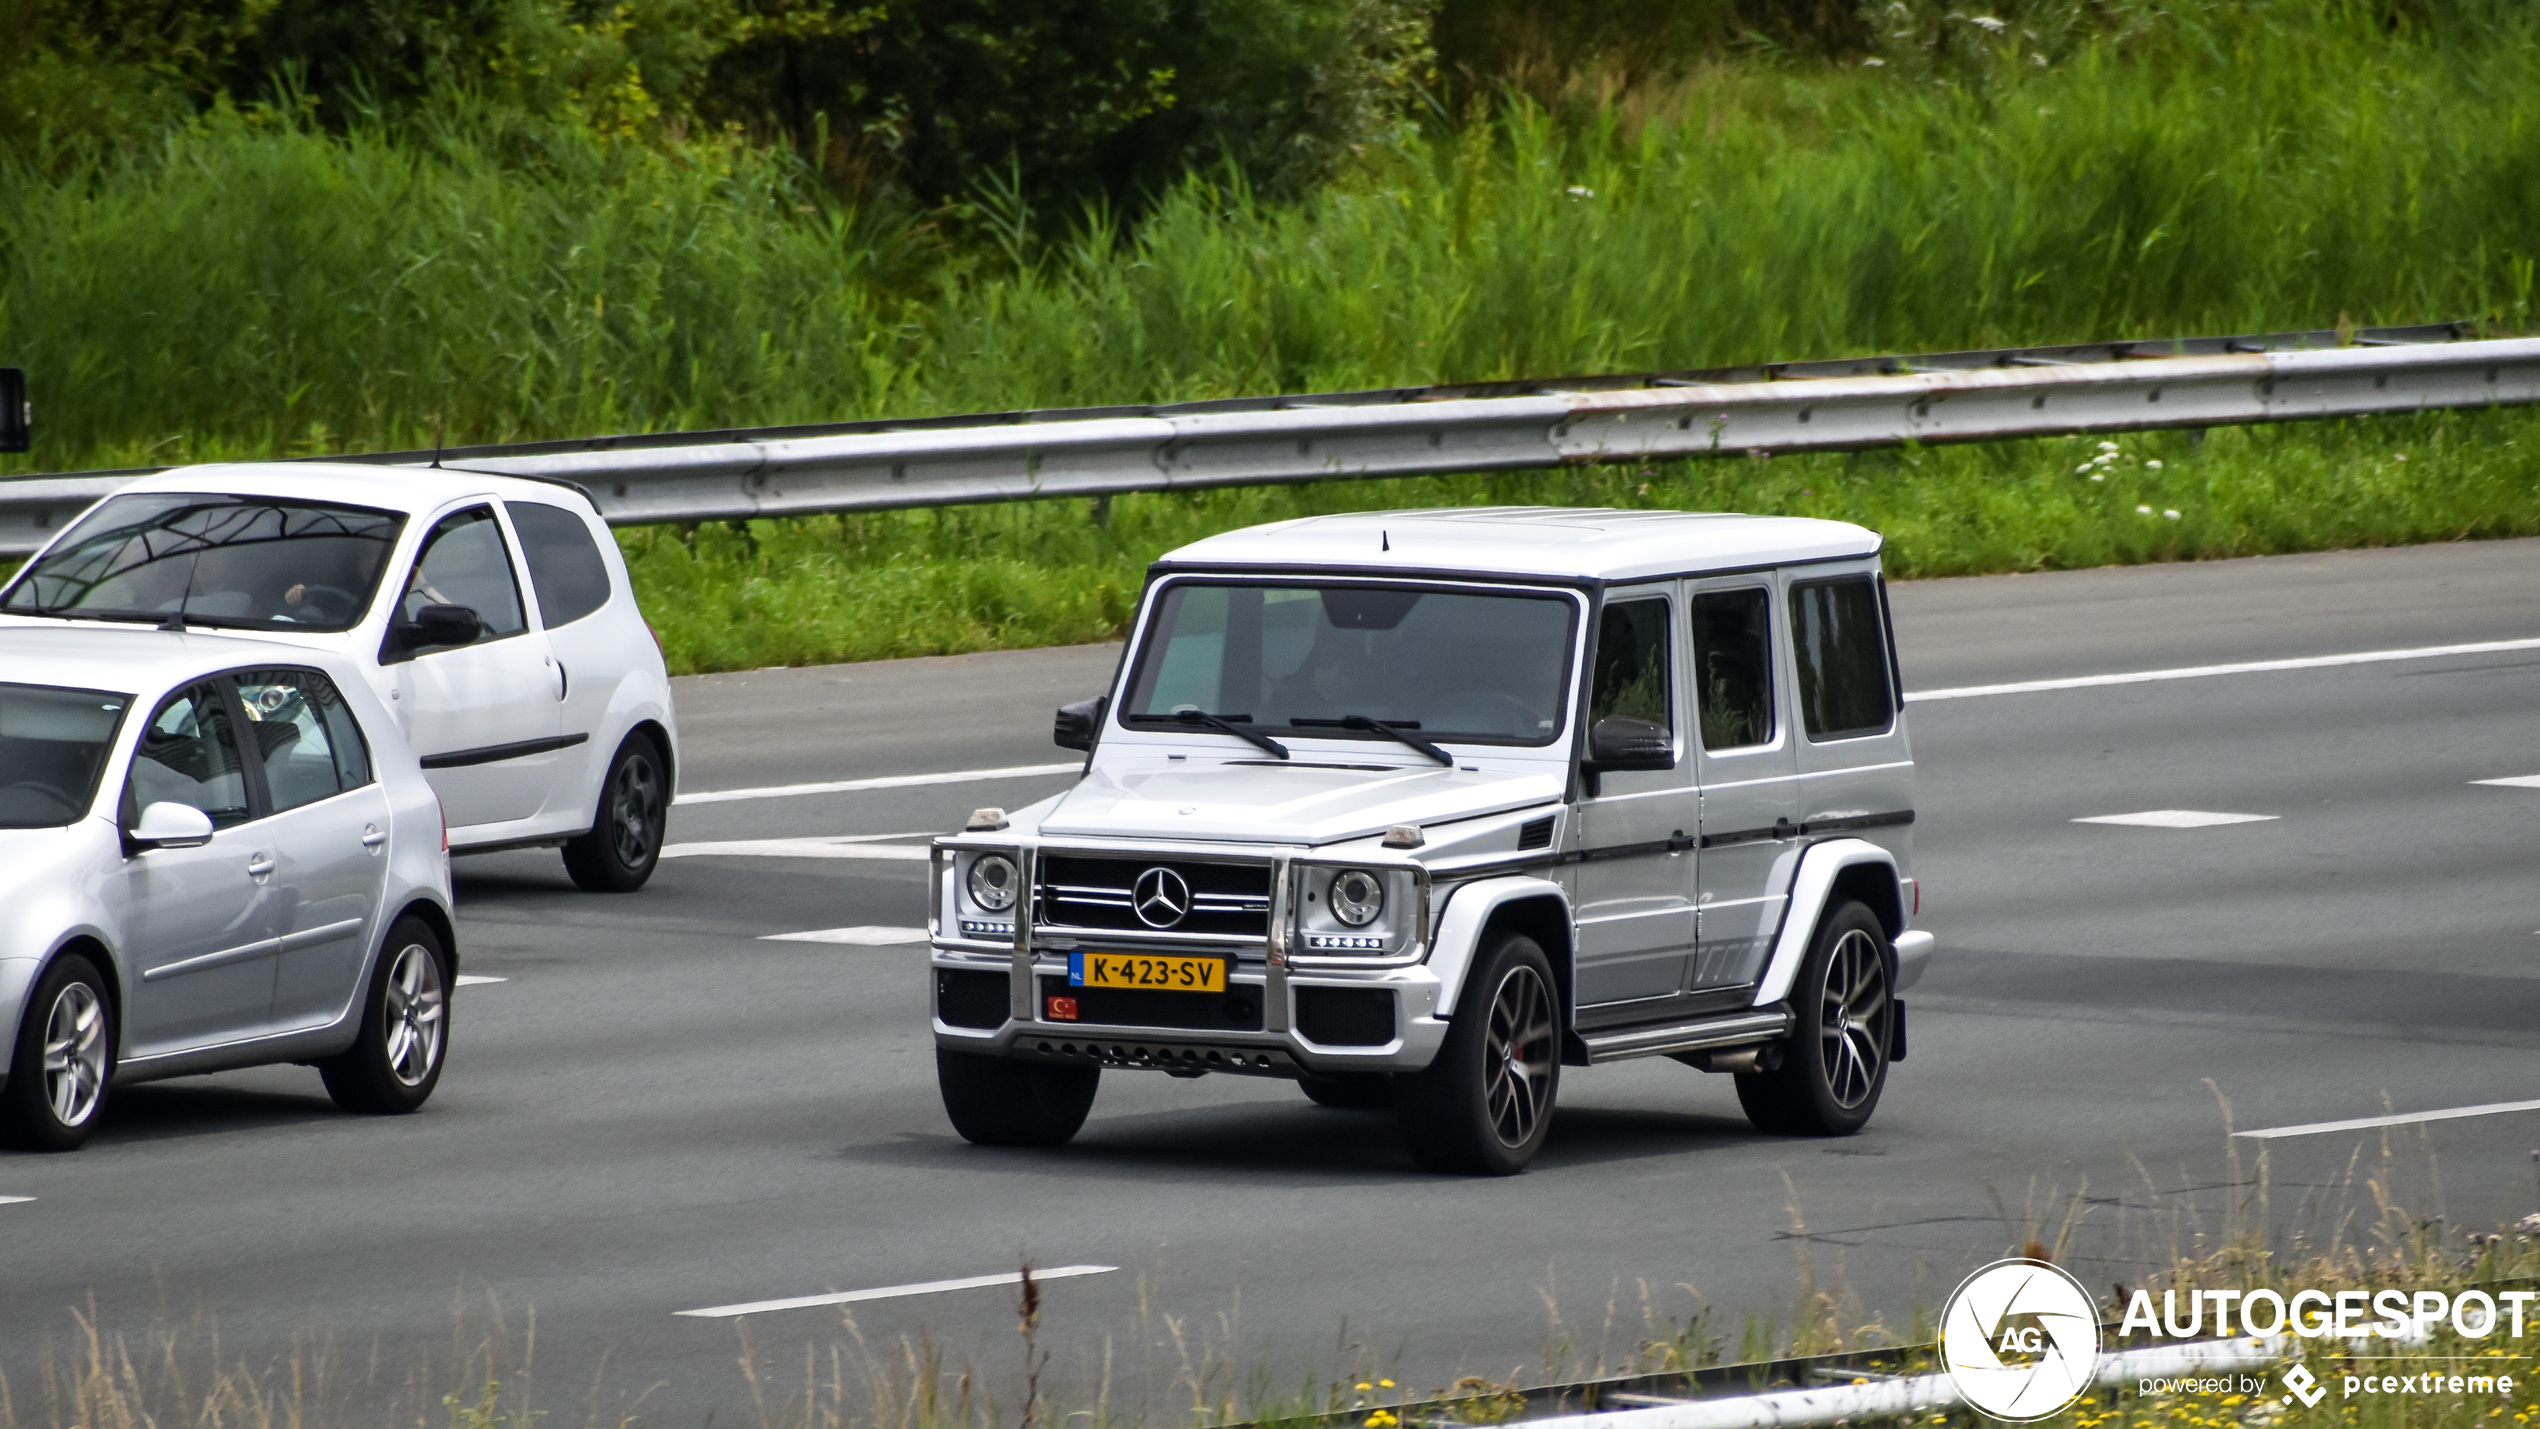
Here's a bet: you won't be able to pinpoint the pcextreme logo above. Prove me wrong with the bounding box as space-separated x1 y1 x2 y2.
1940 1261 2105 1421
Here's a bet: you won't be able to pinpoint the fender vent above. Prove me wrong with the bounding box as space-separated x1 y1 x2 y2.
1517 816 1554 851
936 969 1011 1028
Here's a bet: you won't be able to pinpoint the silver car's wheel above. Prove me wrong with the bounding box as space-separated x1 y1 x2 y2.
1396 930 1561 1174
1 953 114 1151
1820 927 1889 1111
1483 963 1557 1149
319 916 453 1115
43 982 108 1128
380 940 447 1088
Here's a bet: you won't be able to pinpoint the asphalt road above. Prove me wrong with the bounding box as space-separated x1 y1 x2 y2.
6 538 2539 1427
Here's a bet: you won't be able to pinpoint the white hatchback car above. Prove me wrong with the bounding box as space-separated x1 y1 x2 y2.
0 627 456 1151
0 464 679 890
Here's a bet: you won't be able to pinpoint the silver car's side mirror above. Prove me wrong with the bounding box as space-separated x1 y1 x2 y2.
130 801 216 851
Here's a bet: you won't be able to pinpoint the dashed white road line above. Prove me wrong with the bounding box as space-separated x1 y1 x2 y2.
1 1196 33 1206
1908 636 2540 703
762 926 929 945
2236 1099 2540 1140
675 763 1079 807
455 975 507 986
2471 775 2540 789
2073 809 2279 828
675 1264 1116 1319
661 834 932 861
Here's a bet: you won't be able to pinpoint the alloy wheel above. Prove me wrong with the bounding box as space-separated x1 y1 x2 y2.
42 982 107 1128
382 942 447 1087
1818 928 1890 1110
608 750 662 867
1483 964 1556 1148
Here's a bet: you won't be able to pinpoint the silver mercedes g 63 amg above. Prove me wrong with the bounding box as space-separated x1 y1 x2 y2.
929 507 1933 1174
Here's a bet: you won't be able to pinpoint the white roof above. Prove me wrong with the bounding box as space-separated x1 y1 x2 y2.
1153 507 1880 583
0 625 361 698
112 461 597 517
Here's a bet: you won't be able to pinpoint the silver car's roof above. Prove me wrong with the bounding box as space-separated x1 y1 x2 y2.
0 625 369 698
1153 507 1880 582
105 461 598 517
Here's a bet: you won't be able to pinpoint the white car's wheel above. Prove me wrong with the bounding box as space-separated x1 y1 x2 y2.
1 953 113 1152
1735 900 1892 1136
563 734 666 892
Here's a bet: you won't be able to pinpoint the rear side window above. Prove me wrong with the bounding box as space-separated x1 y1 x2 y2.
1789 576 1896 741
1691 588 1775 750
231 670 371 811
507 501 614 628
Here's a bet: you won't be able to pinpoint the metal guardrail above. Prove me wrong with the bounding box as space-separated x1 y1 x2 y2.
4 323 2536 559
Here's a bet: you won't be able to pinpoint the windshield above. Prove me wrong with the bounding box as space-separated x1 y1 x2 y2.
0 493 407 632
0 682 132 828
1122 582 1578 746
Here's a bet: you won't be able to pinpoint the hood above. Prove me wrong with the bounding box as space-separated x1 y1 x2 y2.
1035 759 1563 846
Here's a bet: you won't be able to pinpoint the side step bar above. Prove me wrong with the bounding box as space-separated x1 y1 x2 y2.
1577 1007 1793 1065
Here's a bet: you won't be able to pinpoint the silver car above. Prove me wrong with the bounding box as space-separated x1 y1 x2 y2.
0 626 456 1151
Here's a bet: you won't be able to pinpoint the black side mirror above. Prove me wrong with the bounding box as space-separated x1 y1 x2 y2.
1585 714 1675 773
385 603 482 662
1053 695 1108 752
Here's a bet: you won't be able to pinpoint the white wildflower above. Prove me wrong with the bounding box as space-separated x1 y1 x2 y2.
2090 473 2104 481
1967 14 2007 31
1862 57 1887 67
2145 459 2163 470
2098 441 2120 452
2163 509 2181 520
2519 1213 2540 1234
2136 505 2154 515
1565 186 1595 198
2075 464 2094 474
2394 452 2408 462
2032 52 2048 67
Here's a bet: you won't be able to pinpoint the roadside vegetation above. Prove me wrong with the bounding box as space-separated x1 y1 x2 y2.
2 1 2537 671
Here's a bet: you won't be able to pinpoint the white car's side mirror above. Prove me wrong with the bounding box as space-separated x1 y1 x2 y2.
130 801 216 851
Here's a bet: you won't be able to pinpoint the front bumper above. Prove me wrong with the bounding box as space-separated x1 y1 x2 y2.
929 946 1453 1077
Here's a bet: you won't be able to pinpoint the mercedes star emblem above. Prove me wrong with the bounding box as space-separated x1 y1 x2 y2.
1132 867 1192 928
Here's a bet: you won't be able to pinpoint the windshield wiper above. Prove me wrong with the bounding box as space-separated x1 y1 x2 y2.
1172 709 1290 760
1290 715 1454 766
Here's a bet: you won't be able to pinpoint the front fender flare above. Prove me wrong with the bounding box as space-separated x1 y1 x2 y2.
1427 875 1570 1014
1750 838 1901 1007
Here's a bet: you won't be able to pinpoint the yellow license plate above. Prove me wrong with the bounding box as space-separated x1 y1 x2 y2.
1070 952 1226 993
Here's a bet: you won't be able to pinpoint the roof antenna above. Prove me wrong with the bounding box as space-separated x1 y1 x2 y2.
431 407 446 469
158 551 201 633
1381 529 1389 552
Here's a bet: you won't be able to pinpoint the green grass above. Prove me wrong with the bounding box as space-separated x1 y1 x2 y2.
4 2 2539 670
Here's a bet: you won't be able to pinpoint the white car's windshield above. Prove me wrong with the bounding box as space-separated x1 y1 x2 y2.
0 682 132 829
1122 582 1577 747
1 493 406 633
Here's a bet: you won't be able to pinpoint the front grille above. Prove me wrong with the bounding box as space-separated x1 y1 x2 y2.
1040 976 1264 1031
1038 854 1271 938
1295 987 1396 1046
936 968 1011 1028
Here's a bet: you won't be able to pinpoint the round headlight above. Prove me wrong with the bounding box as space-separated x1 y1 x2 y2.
967 853 1021 913
1329 868 1385 927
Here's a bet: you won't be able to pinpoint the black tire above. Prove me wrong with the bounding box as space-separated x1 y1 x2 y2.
1394 931 1561 1175
1735 900 1893 1136
319 917 451 1115
1298 1072 1392 1110
562 733 667 893
937 1049 1098 1148
0 954 114 1152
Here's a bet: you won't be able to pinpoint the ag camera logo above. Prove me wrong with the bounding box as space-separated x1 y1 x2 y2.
1940 1260 2104 1421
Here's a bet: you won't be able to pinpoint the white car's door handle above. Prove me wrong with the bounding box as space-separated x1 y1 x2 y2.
361 827 388 848
246 855 276 877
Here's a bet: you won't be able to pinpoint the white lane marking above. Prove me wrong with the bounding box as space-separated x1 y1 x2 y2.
1908 636 2540 703
0 1196 33 1206
2237 1098 2540 1140
661 834 932 861
455 974 508 986
762 926 929 945
676 1264 1116 1319
2073 809 2279 828
676 763 1079 807
2471 775 2540 789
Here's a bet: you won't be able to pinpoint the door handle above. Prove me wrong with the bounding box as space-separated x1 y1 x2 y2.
361 826 388 848
555 660 569 700
246 855 276 877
